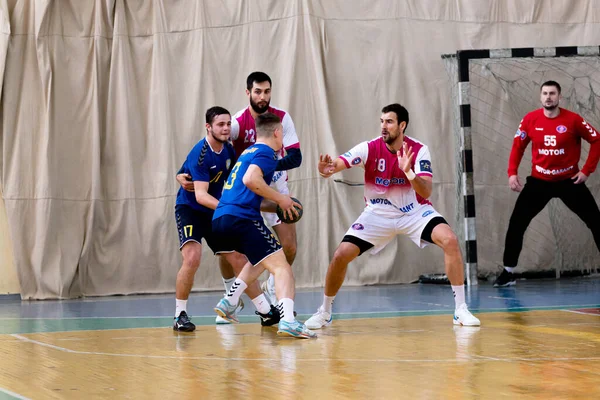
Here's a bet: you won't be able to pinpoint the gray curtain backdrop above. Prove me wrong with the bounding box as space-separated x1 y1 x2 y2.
1 0 599 298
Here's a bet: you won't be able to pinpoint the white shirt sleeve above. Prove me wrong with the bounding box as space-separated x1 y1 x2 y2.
339 141 369 169
282 113 300 149
230 118 240 141
414 145 433 177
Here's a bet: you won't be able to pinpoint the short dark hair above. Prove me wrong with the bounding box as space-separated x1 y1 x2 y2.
541 80 561 94
246 71 272 91
255 112 281 138
381 103 409 130
205 106 230 125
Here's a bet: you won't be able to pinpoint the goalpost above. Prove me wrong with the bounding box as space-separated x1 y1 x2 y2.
442 46 600 285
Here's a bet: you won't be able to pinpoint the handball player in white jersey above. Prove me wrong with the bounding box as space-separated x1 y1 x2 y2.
305 103 480 329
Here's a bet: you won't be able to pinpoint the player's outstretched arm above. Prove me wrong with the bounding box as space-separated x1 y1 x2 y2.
275 147 302 171
242 165 300 219
318 154 347 178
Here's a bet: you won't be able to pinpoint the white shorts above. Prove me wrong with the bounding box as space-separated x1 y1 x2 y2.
344 205 444 254
262 175 289 227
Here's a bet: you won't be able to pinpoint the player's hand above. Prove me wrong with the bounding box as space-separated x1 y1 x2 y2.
318 154 334 178
277 195 301 220
571 171 588 184
508 175 523 192
177 173 195 192
397 142 415 173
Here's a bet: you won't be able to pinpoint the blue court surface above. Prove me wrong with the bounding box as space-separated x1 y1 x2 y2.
1 276 598 334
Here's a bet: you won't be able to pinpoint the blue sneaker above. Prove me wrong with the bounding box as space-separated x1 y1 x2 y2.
214 298 240 323
216 298 244 324
277 320 317 339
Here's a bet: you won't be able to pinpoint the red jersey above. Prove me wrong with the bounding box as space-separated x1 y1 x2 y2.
230 105 300 187
508 108 600 181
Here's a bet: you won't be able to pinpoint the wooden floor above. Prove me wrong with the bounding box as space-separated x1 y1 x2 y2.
1 309 599 399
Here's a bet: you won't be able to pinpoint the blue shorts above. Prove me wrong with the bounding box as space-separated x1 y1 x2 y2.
212 214 282 266
175 205 227 253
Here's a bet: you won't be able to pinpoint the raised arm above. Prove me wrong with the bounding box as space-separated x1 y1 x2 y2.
397 142 432 199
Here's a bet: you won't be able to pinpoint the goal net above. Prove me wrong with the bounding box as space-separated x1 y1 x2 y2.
442 47 600 281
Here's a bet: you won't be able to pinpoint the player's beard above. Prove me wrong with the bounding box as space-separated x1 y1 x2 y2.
382 130 399 145
250 97 270 114
543 99 559 111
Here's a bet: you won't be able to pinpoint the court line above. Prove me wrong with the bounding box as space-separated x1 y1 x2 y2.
10 334 600 363
562 309 600 316
0 387 30 400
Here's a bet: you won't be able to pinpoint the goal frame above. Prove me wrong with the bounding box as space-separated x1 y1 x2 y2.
441 45 600 286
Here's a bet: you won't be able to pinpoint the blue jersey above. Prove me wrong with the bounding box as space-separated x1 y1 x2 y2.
176 138 235 213
213 143 278 220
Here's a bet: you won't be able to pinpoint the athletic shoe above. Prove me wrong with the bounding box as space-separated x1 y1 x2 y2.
214 298 240 323
304 307 332 329
261 275 277 304
453 303 480 326
277 320 317 338
173 311 196 332
256 304 281 327
215 298 244 324
493 268 516 287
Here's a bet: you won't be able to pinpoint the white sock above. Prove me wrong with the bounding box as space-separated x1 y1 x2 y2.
175 299 187 317
452 285 466 309
252 294 271 314
504 266 515 273
222 276 236 294
278 298 295 322
322 295 335 314
226 278 248 305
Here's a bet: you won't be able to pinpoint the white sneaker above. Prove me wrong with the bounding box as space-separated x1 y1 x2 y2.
260 275 277 304
453 303 480 326
215 297 245 324
304 307 332 330
267 274 276 299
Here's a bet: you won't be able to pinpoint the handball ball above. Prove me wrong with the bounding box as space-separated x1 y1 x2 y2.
276 197 303 224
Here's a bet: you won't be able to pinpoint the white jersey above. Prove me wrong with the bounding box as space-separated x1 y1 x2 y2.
339 135 433 218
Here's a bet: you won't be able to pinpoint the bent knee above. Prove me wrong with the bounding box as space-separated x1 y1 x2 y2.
439 231 460 251
332 243 360 263
181 249 201 269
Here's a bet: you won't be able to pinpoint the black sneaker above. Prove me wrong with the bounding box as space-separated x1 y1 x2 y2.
173 311 196 332
493 268 516 287
256 304 281 327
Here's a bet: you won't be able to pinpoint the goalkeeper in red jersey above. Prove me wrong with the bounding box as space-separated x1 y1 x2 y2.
495 80 600 287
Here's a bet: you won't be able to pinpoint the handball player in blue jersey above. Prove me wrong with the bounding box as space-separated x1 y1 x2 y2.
212 112 316 339
173 106 276 332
